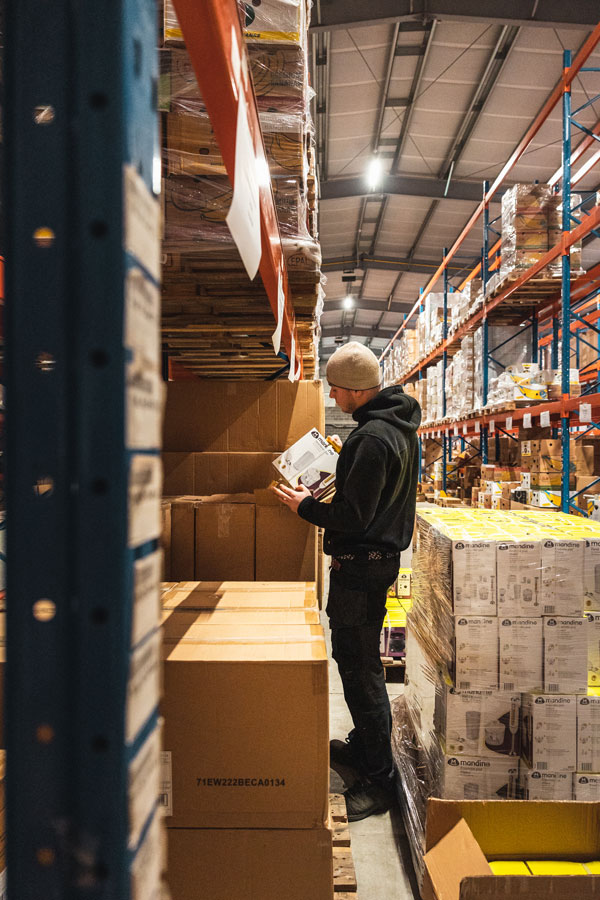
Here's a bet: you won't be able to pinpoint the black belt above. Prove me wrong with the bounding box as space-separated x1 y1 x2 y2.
334 550 398 562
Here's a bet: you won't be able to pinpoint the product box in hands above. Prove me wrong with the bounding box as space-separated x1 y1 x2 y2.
499 617 543 692
520 769 573 800
452 542 497 615
521 693 577 773
574 773 600 800
543 616 588 694
440 754 519 800
272 429 338 500
454 617 499 691
439 687 521 758
577 692 600 773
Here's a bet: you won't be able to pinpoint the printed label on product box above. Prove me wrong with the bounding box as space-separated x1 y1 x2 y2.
128 455 162 547
577 694 600 773
124 164 160 282
125 266 161 366
496 542 541 616
129 726 161 849
521 693 577 772
442 688 521 758
160 751 173 816
452 542 497 615
543 617 588 694
126 629 161 745
540 540 585 616
499 618 543 693
574 773 600 800
126 355 165 450
442 754 518 801
130 808 165 900
521 769 572 800
454 617 499 691
132 550 162 648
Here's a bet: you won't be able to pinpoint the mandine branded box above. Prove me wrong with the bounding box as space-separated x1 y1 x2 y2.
272 429 338 500
454 617 499 691
499 617 543 692
496 541 541 616
520 769 573 800
438 687 521 758
574 773 600 800
543 616 588 694
587 612 600 686
521 693 577 773
577 693 600 773
584 538 600 609
540 539 585 616
440 754 519 801
452 542 497 615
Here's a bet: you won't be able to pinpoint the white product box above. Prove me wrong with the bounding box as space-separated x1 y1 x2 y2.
452 541 497 615
577 693 600 773
397 570 411 598
441 754 519 801
272 429 337 499
439 687 521 758
587 612 600 687
521 693 577 772
585 539 600 609
454 617 499 691
499 617 543 692
574 773 600 800
521 769 573 800
540 539 585 616
543 616 588 694
496 541 541 616
530 490 560 509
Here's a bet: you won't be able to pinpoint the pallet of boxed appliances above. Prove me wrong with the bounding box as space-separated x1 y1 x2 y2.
393 507 600 889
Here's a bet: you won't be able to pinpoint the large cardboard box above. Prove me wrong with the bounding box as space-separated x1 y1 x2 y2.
163 381 325 453
167 825 333 900
162 628 329 828
161 581 317 610
162 612 323 641
422 798 600 900
170 496 255 581
255 490 318 581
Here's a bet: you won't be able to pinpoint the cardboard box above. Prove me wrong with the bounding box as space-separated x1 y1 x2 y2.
521 769 573 800
162 452 278 495
440 754 519 801
499 617 543 692
439 688 521 758
540 538 585 616
452 542 497 615
544 616 588 694
577 693 600 773
162 629 329 828
585 539 600 609
272 429 337 499
255 490 317 581
521 693 577 772
397 568 412 598
162 606 321 629
496 541 540 616
574 773 600 800
163 381 325 453
161 581 317 611
422 798 600 900
523 471 564 489
454 617 499 691
588 612 600 685
195 496 255 581
167 825 333 900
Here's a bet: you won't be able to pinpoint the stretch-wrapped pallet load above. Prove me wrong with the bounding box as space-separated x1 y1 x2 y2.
395 508 600 886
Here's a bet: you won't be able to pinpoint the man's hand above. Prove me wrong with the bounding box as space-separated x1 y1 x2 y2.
328 434 343 450
270 482 312 514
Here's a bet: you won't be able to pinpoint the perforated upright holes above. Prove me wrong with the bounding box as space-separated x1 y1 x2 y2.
33 599 56 621
36 352 56 373
33 227 55 248
33 105 55 125
33 477 54 498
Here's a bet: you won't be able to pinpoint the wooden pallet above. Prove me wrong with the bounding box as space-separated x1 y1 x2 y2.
331 794 358 895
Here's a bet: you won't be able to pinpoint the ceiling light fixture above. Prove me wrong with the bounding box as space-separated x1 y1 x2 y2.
366 155 383 191
343 295 354 309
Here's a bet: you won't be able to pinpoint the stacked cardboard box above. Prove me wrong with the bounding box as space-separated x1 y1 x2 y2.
161 580 333 900
393 508 600 884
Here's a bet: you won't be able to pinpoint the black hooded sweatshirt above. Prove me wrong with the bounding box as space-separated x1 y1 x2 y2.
297 386 421 557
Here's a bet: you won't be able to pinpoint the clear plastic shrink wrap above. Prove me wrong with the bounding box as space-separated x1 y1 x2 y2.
163 0 308 49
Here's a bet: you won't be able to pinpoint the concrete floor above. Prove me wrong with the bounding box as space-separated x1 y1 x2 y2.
322 547 420 900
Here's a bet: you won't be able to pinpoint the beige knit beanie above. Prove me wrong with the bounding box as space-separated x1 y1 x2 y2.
326 341 382 390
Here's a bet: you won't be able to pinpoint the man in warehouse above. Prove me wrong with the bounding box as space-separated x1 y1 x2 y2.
272 342 421 821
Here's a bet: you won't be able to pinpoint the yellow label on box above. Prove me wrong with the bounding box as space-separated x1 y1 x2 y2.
527 861 588 875
489 861 530 876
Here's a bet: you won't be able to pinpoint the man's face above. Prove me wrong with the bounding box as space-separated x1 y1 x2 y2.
329 384 363 413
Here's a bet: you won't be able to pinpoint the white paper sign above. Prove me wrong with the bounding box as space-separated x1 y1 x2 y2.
226 97 261 280
271 266 285 353
129 726 161 849
132 550 162 648
126 356 165 450
541 410 551 428
523 413 532 429
124 165 160 282
506 416 513 430
126 629 161 744
125 267 161 366
454 425 459 436
475 421 481 433
463 424 468 435
489 419 495 433
288 330 300 382
129 455 162 548
580 403 592 423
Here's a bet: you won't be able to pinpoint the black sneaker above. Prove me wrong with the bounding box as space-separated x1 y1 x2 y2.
343 778 394 822
329 739 361 785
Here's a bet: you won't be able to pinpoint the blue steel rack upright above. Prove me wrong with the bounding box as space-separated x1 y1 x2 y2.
4 2 165 898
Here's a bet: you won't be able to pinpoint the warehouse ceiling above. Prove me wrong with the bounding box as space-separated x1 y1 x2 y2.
309 3 600 365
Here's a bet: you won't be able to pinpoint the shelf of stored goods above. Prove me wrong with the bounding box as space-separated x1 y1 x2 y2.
381 28 600 516
168 0 303 380
5 2 165 897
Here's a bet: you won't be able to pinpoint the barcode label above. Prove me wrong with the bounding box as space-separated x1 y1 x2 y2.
159 792 170 807
547 683 560 693
503 683 515 691
581 763 593 772
459 682 471 690
536 762 548 771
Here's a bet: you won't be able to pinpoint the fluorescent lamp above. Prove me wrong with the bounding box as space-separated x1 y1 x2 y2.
366 155 383 190
343 295 354 309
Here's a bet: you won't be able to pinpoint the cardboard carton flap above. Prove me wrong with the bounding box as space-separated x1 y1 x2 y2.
459 875 600 900
164 639 328 662
424 819 491 900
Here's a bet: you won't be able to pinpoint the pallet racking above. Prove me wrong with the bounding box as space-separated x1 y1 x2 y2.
381 27 600 516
